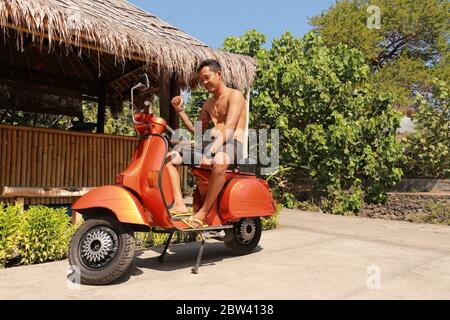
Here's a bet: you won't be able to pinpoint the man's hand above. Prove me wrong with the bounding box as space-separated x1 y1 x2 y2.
171 96 184 113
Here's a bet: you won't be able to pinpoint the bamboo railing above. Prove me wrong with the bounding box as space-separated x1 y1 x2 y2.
0 124 188 205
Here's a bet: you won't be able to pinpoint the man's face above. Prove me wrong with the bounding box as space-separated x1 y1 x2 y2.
198 67 222 93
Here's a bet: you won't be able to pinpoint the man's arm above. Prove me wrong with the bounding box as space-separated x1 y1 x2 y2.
199 102 211 132
209 91 244 155
172 96 210 134
177 110 195 134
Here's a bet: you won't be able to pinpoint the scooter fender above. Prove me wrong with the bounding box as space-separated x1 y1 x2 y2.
219 178 276 222
72 186 150 226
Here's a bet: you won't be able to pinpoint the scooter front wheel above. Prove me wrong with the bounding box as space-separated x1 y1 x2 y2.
69 215 135 285
224 217 262 255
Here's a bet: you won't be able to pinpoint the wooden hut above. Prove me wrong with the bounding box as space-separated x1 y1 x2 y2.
0 0 256 206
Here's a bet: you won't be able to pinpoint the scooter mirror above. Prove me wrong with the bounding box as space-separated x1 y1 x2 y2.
140 74 150 89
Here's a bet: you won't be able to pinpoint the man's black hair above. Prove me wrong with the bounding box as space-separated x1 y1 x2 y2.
197 59 222 73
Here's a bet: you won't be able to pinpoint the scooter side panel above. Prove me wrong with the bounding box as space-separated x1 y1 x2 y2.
72 186 149 225
115 135 175 229
219 178 276 222
137 136 174 229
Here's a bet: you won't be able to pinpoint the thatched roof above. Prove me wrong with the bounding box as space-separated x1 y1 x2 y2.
0 0 256 90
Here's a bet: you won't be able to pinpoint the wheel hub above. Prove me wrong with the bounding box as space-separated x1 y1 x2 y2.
239 218 256 243
80 227 118 269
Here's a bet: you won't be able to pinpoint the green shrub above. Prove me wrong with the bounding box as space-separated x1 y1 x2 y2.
18 206 77 265
261 215 278 231
134 231 196 249
222 31 403 215
321 183 364 215
135 210 280 248
407 202 450 225
297 201 320 212
150 232 171 247
0 203 22 268
262 204 282 231
402 79 450 178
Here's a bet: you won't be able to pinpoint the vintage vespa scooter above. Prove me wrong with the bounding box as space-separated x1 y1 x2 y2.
69 75 276 285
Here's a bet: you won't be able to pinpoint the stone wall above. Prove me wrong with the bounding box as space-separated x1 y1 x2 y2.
391 179 450 193
361 192 450 222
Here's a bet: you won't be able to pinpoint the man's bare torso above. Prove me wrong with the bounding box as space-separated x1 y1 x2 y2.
202 88 247 144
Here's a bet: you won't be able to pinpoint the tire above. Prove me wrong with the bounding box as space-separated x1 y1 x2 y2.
68 215 135 285
224 217 262 255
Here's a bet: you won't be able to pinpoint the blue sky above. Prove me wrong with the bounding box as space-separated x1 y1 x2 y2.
129 0 335 48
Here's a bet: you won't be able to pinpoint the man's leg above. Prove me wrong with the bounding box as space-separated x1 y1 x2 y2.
166 151 189 213
191 151 230 224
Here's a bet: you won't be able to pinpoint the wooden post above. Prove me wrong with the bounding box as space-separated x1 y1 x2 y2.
72 209 82 224
169 75 181 130
159 70 181 129
159 70 171 123
244 89 251 159
97 84 106 134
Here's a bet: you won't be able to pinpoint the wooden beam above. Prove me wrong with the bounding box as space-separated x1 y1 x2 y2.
0 79 83 117
107 63 144 85
1 186 95 198
69 52 97 82
80 51 103 80
6 33 16 80
54 50 72 89
0 65 99 95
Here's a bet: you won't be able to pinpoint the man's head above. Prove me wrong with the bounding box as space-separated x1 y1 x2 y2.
197 59 223 93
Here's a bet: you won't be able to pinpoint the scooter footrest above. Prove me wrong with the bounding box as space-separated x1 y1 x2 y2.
204 230 227 239
171 220 233 232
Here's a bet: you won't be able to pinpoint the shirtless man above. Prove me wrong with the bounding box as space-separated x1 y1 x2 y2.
166 59 247 228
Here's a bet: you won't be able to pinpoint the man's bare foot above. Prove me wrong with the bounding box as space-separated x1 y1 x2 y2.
170 204 190 215
190 209 208 226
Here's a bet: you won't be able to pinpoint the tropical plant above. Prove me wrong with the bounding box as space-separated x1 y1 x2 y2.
222 30 403 214
17 206 77 265
402 79 450 178
0 203 22 268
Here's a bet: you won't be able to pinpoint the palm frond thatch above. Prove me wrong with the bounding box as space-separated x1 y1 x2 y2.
0 0 256 89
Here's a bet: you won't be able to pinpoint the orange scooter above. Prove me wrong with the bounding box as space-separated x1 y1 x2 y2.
69 75 276 285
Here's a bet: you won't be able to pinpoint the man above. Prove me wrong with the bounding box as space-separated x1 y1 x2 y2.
166 59 247 228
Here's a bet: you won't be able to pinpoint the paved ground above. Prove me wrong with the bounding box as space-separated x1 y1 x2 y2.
1 209 449 300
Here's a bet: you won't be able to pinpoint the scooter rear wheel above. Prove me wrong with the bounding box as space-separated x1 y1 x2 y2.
69 215 135 285
224 217 262 255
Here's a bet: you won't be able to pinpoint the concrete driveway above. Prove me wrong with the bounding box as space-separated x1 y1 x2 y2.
1 209 449 300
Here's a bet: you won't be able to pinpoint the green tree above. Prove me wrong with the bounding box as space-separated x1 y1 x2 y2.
82 103 136 137
0 102 137 137
222 30 403 214
222 29 267 57
402 79 450 178
310 0 449 111
183 30 266 126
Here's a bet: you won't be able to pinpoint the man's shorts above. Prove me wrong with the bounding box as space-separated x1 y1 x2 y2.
174 139 244 168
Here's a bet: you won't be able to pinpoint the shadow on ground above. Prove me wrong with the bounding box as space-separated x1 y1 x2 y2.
110 241 263 285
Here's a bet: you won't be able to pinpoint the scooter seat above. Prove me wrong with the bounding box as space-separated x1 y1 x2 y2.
237 164 257 175
189 159 257 175
236 158 257 175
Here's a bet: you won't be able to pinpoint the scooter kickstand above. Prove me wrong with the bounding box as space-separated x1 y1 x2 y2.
191 232 206 274
158 232 174 263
